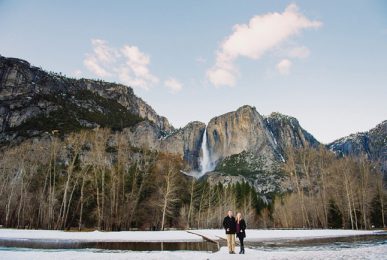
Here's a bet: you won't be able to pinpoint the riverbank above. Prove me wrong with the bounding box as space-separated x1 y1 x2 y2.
0 228 386 259
0 228 382 243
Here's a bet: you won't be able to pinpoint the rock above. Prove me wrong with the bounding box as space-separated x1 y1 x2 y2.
328 120 387 178
123 121 206 169
205 171 246 187
0 55 173 144
160 121 205 169
205 106 319 167
203 105 321 197
265 112 320 153
206 105 280 168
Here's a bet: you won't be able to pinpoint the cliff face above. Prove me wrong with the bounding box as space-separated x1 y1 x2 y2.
160 121 206 169
205 106 320 168
328 121 387 176
0 55 334 179
125 121 205 169
0 56 173 144
0 55 208 169
265 112 320 152
204 106 319 197
206 105 280 168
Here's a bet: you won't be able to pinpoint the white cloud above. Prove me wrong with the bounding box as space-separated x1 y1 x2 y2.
84 55 111 77
119 45 159 89
288 46 310 59
277 59 292 75
207 4 322 87
164 77 183 93
90 39 118 63
84 39 158 90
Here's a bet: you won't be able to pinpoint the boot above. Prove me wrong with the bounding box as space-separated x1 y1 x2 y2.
241 246 245 254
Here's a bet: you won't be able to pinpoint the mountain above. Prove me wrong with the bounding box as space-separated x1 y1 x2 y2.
206 105 319 166
328 120 387 177
0 56 172 144
204 105 320 197
124 120 205 169
1 56 385 231
7 55 385 196
0 55 204 168
265 112 320 153
0 56 321 175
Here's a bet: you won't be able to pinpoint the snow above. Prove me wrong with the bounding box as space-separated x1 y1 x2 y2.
0 229 385 260
0 228 381 243
268 129 278 146
190 229 381 242
0 229 202 242
1 245 386 260
279 153 285 162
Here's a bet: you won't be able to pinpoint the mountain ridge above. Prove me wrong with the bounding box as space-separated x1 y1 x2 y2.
1 55 385 177
0 55 173 144
328 120 387 177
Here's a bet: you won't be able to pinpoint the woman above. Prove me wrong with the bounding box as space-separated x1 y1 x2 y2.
235 212 246 254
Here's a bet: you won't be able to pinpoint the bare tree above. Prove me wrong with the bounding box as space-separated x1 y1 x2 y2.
154 154 184 230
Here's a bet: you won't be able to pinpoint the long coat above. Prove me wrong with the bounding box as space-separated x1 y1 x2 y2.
223 216 236 234
236 219 247 239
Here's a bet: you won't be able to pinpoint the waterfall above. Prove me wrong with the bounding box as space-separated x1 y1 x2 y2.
180 127 215 179
199 128 214 176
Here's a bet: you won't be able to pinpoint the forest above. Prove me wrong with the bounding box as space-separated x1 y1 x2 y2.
0 128 385 230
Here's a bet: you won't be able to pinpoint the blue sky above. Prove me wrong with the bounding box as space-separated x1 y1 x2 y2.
1 0 386 143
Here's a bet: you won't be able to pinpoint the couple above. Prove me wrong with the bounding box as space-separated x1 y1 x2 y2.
223 210 246 254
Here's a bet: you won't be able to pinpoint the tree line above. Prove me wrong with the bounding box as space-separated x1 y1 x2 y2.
0 128 261 230
273 146 385 229
0 128 385 230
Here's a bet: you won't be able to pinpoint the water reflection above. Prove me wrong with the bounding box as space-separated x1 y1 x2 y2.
0 239 218 252
0 233 385 253
245 234 387 251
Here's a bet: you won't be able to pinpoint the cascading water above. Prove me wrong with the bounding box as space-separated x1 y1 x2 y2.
199 128 215 177
180 127 215 179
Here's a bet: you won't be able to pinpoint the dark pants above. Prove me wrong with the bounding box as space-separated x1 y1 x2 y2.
237 235 244 252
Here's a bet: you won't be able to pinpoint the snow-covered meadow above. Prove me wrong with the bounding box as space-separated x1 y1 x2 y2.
191 229 380 241
1 245 387 260
0 229 386 259
0 229 202 242
0 228 380 242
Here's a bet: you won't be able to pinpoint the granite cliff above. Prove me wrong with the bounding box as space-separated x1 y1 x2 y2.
0 56 172 143
0 55 321 176
328 120 387 177
0 56 206 168
203 106 320 197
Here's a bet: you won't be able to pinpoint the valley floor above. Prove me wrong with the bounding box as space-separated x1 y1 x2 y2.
0 228 379 242
1 245 387 260
0 229 386 259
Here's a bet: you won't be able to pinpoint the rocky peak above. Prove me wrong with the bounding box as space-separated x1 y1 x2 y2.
0 55 173 144
328 121 386 158
265 112 319 153
206 105 280 168
125 120 205 169
328 120 387 176
205 106 320 167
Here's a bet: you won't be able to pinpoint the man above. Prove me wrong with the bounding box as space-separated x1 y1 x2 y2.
223 210 236 254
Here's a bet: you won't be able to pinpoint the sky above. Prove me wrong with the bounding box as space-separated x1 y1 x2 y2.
0 0 386 143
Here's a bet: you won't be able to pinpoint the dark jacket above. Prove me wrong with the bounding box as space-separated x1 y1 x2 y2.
236 219 246 238
223 216 236 234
